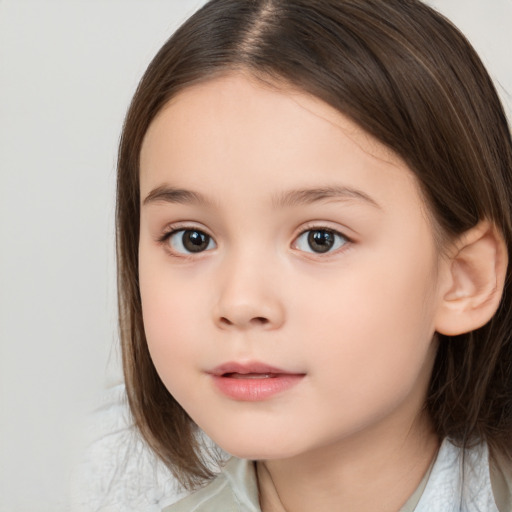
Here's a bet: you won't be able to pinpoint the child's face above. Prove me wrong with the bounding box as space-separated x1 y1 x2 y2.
138 74 446 460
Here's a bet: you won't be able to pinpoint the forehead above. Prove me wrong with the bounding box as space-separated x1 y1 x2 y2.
139 73 429 228
141 72 405 173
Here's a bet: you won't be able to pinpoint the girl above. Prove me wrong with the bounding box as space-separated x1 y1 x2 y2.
116 0 512 510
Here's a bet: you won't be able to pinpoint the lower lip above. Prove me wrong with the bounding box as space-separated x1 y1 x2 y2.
211 374 304 401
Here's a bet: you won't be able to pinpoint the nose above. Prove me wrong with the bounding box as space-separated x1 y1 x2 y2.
212 255 285 331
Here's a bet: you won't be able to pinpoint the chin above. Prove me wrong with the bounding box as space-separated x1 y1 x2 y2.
209 432 303 461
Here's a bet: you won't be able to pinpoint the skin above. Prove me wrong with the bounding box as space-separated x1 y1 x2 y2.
138 73 451 511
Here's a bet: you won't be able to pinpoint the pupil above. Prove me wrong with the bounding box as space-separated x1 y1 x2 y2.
308 230 334 253
183 230 209 252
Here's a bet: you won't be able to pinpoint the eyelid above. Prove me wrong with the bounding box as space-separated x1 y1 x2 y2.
157 221 213 242
293 221 354 242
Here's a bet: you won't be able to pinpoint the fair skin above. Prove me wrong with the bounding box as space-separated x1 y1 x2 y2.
138 73 475 511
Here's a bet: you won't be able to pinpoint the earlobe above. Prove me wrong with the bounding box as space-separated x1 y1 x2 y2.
435 221 508 336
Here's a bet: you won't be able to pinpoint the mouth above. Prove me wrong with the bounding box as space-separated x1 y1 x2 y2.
209 362 305 401
223 372 277 379
210 361 298 376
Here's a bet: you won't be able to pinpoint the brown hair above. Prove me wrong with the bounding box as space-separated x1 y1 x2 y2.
116 0 512 488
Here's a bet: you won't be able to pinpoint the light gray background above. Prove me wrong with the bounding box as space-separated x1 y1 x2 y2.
0 1 511 510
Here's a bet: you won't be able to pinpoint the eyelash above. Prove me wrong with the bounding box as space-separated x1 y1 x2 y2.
292 226 350 255
158 225 216 257
158 224 352 257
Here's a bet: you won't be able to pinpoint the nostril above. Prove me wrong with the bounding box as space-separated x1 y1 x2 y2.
251 316 269 325
218 315 269 327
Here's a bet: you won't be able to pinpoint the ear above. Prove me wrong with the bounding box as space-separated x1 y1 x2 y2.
435 221 508 336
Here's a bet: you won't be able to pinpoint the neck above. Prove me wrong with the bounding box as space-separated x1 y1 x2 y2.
257 412 439 512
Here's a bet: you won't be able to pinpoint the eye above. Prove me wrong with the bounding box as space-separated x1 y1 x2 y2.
166 229 216 254
294 228 348 254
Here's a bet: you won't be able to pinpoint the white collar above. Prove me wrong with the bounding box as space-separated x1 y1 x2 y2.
414 439 498 512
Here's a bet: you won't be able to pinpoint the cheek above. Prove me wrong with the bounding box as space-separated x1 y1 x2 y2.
138 257 207 390
141 286 198 344
139 239 205 343
141 290 208 409
300 246 439 401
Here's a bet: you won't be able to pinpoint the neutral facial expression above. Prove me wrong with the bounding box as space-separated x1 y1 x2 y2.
138 74 444 460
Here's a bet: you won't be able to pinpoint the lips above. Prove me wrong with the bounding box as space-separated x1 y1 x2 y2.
209 362 305 401
224 372 274 379
211 361 291 376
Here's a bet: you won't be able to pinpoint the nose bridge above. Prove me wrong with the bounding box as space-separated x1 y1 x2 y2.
213 244 285 330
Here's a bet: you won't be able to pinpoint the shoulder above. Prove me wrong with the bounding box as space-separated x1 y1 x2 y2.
490 449 512 512
162 458 261 512
70 384 185 512
162 472 233 512
412 439 507 512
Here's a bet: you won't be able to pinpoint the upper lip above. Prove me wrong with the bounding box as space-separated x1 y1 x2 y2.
209 361 301 376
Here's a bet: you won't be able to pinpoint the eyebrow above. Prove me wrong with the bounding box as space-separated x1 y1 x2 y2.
142 186 212 207
272 185 381 209
142 184 381 209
